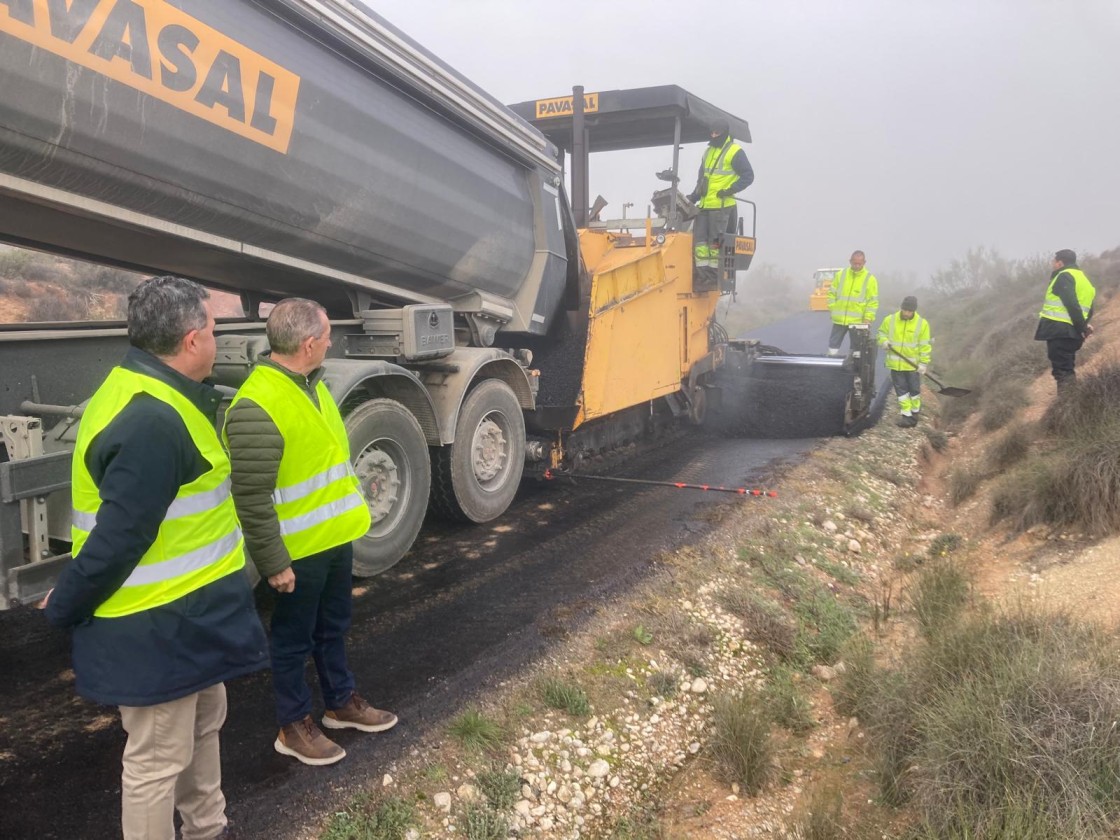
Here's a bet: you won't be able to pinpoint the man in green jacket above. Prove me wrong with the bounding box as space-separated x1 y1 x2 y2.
827 251 879 356
224 298 396 766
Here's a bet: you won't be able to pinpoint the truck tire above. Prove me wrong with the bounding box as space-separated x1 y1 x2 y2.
345 399 431 577
430 379 526 523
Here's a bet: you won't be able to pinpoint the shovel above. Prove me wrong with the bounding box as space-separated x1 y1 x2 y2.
884 345 972 397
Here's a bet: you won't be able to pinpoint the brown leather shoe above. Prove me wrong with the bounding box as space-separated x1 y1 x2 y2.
274 715 346 766
322 692 398 733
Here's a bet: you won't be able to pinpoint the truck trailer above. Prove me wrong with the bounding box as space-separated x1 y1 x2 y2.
0 0 872 608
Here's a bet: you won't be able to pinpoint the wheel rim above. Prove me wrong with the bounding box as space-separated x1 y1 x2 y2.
353 437 409 536
471 410 511 489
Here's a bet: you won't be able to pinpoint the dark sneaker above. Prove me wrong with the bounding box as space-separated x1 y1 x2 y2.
322 693 398 733
275 715 346 766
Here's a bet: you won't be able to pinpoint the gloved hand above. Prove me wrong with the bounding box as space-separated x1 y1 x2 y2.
918 363 928 374
686 192 700 204
717 189 732 199
879 340 890 349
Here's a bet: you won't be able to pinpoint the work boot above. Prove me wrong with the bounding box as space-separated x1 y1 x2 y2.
895 415 917 428
322 692 398 733
275 715 346 765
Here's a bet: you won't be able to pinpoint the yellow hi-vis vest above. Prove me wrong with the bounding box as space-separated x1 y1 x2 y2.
1040 268 1095 326
225 365 371 561
71 368 245 618
828 268 878 326
698 139 743 209
878 312 932 371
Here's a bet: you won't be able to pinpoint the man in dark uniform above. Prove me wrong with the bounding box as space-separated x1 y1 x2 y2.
1035 248 1096 391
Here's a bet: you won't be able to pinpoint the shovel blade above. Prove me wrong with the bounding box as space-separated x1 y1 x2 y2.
936 386 972 397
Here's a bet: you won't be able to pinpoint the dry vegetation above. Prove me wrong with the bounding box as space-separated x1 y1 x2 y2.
0 244 243 322
313 245 1120 840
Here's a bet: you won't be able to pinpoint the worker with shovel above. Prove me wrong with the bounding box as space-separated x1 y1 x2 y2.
878 295 931 427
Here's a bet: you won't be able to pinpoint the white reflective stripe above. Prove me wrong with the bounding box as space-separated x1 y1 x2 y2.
71 482 232 533
278 493 365 537
165 480 232 521
272 462 354 506
120 528 242 588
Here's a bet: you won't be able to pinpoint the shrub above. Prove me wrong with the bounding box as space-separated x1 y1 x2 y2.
1043 363 1120 438
904 609 1120 837
646 670 678 699
908 560 970 639
793 589 858 665
832 634 876 721
477 766 521 811
779 784 845 840
927 533 963 558
727 591 799 663
986 422 1033 471
708 689 774 794
28 295 89 322
764 666 814 733
460 803 508 840
977 379 1031 432
992 431 1120 535
948 464 985 506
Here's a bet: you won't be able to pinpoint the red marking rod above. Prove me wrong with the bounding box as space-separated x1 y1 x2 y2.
544 469 776 497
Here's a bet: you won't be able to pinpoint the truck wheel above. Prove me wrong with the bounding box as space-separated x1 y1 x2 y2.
430 379 526 523
346 399 431 577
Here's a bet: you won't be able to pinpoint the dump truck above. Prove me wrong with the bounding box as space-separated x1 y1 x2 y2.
0 0 873 609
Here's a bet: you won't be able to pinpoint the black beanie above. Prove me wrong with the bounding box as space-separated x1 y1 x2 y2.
901 296 918 311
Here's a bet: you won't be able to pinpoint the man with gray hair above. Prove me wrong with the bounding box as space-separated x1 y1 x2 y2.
44 275 268 840
224 297 396 766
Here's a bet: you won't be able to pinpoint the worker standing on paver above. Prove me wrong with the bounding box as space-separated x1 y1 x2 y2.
687 120 754 284
878 295 932 428
827 251 879 355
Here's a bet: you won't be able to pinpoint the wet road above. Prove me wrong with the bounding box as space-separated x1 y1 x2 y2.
0 311 886 840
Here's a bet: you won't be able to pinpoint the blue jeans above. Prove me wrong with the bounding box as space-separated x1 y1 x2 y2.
270 543 356 726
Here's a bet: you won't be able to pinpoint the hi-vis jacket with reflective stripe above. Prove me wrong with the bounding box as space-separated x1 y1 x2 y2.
878 312 932 371
225 364 371 562
697 138 745 209
71 368 245 617
828 267 879 326
1040 268 1095 327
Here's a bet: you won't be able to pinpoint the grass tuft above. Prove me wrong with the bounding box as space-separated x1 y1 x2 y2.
447 709 504 753
908 559 970 639
321 796 415 840
708 689 774 794
539 677 591 717
460 803 508 840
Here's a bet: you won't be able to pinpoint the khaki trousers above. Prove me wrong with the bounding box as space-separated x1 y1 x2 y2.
118 683 228 840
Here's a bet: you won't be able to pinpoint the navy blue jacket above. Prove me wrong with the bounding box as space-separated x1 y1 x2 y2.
1035 266 1095 341
46 348 268 707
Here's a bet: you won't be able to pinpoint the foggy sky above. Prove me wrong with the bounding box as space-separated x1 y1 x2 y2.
372 0 1119 286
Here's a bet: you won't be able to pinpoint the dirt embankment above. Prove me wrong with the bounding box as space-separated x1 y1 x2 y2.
310 296 1120 840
